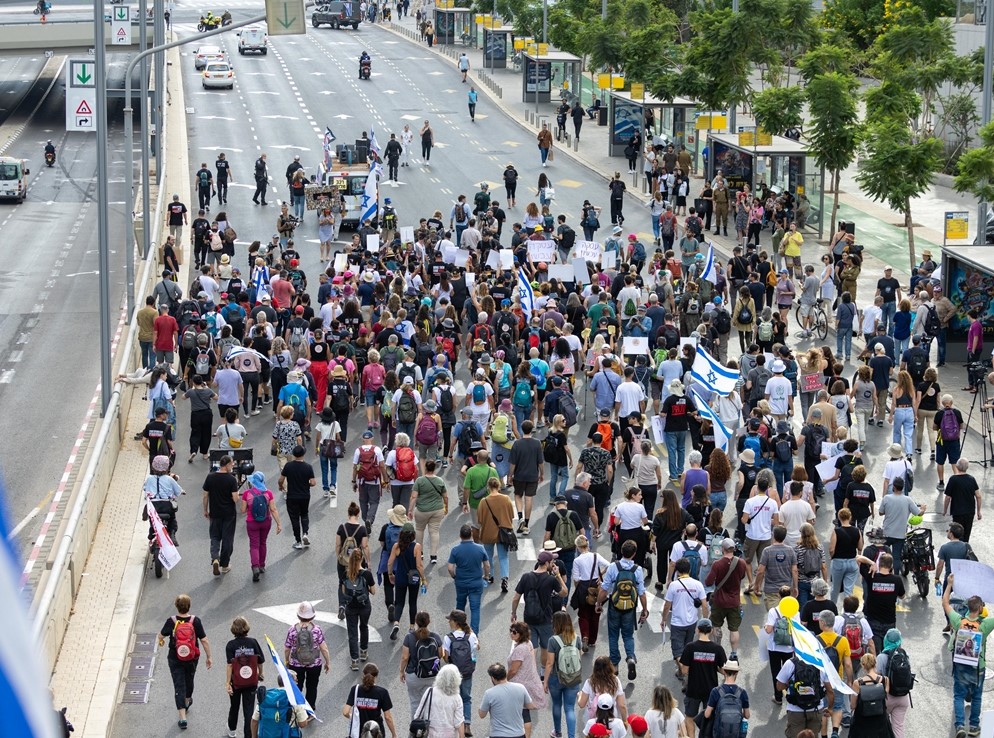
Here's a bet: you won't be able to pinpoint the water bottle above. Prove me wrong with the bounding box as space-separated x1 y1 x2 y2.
935 581 943 597
421 582 427 595
740 717 748 737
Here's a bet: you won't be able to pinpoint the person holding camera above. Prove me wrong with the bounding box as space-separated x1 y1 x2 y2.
277 202 298 248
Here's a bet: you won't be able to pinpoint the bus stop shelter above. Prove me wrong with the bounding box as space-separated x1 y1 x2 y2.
706 131 824 238
607 90 697 160
435 7 473 45
482 25 512 68
939 246 994 363
521 50 580 104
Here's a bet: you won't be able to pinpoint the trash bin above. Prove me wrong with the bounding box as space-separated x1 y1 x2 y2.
598 107 608 126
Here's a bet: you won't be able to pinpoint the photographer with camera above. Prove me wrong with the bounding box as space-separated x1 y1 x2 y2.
965 309 984 394
277 203 299 248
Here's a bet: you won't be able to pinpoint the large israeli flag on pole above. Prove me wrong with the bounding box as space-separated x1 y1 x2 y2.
359 165 378 225
689 388 732 451
691 345 739 396
0 480 66 737
699 241 719 285
517 267 534 322
789 616 856 696
368 126 381 160
264 635 318 719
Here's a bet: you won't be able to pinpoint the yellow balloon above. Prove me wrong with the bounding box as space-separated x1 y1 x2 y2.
779 596 800 619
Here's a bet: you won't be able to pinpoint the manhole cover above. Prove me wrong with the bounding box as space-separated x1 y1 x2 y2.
131 633 157 653
120 680 150 705
126 655 154 680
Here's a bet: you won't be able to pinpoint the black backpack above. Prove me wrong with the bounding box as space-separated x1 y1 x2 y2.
923 306 941 336
713 308 731 335
885 648 915 697
785 658 825 711
522 575 546 624
330 379 351 413
774 434 794 464
457 421 481 457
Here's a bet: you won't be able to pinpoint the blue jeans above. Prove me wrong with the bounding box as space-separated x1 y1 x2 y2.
652 217 661 242
887 537 905 576
772 460 793 497
319 456 338 490
455 223 467 246
892 407 914 455
710 491 727 512
938 327 947 363
397 421 415 439
549 673 579 738
483 542 510 578
607 606 636 667
140 340 154 369
895 335 909 357
455 584 484 634
797 579 812 610
880 301 897 335
550 464 570 500
954 663 985 728
831 558 858 601
514 403 532 432
664 431 686 480
292 193 305 219
459 674 473 724
539 145 549 163
836 328 852 359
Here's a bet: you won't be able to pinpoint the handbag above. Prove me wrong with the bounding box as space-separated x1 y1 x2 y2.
223 225 237 241
543 186 556 201
270 437 279 456
409 687 433 738
488 505 518 552
224 424 243 449
320 437 345 459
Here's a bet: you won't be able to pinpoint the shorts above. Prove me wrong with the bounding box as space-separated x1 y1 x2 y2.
936 439 961 466
684 697 703 719
513 480 538 497
536 387 547 402
365 389 377 405
743 536 771 565
529 622 551 651
650 379 664 401
798 303 813 319
790 255 802 268
709 604 743 631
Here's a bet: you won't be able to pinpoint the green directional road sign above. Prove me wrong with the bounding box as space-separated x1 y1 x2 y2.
115 6 127 20
70 60 95 87
66 59 96 132
266 0 306 35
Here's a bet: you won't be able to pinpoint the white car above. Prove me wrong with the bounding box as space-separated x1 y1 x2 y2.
194 45 226 70
203 62 234 89
238 27 267 54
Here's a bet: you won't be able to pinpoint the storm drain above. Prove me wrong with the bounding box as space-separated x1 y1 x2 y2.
120 680 151 705
119 633 159 706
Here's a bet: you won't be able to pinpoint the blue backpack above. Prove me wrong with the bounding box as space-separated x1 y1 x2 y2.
257 688 298 738
680 541 703 580
743 434 765 467
513 379 532 408
250 489 269 522
472 382 487 404
529 359 546 389
632 240 646 262
378 523 402 576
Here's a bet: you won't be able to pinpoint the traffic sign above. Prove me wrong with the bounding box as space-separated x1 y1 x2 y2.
265 0 306 35
66 59 97 132
111 5 132 45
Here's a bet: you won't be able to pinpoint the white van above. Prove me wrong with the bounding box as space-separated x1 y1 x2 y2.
237 27 267 54
0 157 29 203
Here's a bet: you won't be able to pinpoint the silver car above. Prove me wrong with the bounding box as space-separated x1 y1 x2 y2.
202 61 234 89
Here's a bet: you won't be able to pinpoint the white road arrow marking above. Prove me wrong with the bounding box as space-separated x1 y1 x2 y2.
253 600 383 642
262 115 300 120
269 145 312 151
198 115 236 120
428 71 444 76
318 91 336 95
333 114 353 120
310 71 326 76
246 90 280 95
200 146 244 152
381 89 398 95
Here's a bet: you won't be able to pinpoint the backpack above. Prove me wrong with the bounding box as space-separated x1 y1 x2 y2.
679 542 703 580
785 658 825 711
712 685 745 738
774 434 794 464
343 573 370 607
632 241 646 262
527 328 542 353
596 421 614 452
513 379 533 408
172 617 200 662
455 204 468 224
290 625 317 666
230 651 260 690
397 391 418 424
939 407 960 442
331 379 351 413
803 424 828 458
199 170 210 188
558 391 578 428
415 415 439 446
337 524 359 567
257 687 294 738
181 326 198 351
529 360 546 389
395 446 417 482
250 489 269 522
842 613 865 658
858 678 887 717
660 214 675 236
610 566 638 611
437 386 454 415
414 637 441 678
381 346 401 372
193 348 211 376
713 308 731 335
356 446 381 482
823 634 843 673
552 635 582 687
522 576 547 624
457 422 481 457
623 297 638 317
757 320 773 342
773 613 792 647
736 304 753 325
437 335 457 364
553 510 578 551
542 433 560 463
743 434 763 464
766 267 778 289
492 413 510 444
398 363 419 387
923 305 941 336
885 647 915 697
380 393 393 419
288 269 305 293
584 210 600 229
447 633 475 678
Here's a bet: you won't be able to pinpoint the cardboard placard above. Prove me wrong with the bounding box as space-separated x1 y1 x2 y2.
399 226 415 244
574 240 601 262
572 257 589 285
465 272 476 288
549 264 574 283
486 250 500 270
527 239 556 263
651 414 665 445
623 337 649 355
455 248 472 266
367 234 380 253
499 249 514 270
601 250 617 269
333 253 348 272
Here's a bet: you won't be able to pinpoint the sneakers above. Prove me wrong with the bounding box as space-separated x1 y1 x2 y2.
220 566 231 574
430 555 438 565
212 559 220 576
229 731 238 738
581 636 589 653
251 409 261 416
937 481 946 492
956 727 966 738
520 524 530 535
388 604 396 623
252 567 260 583
516 519 526 534
969 727 982 736
328 485 337 495
464 726 472 737
501 577 509 593
390 624 400 640
627 657 637 681
841 716 851 728
302 534 311 547
915 448 922 455
360 649 368 662
292 541 304 550
351 659 360 671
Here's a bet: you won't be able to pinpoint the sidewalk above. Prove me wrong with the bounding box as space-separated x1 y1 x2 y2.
48 44 193 738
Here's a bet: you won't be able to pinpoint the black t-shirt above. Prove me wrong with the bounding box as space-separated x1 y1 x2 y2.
863 572 905 624
800 599 837 633
844 482 876 520
876 277 900 303
346 683 394 735
679 639 726 700
215 159 230 180
661 394 696 433
544 509 584 546
203 471 238 519
167 201 187 225
142 420 173 457
515 569 561 624
566 487 595 528
192 217 211 244
337 521 369 553
282 460 315 499
916 381 940 411
833 525 860 560
945 473 979 517
225 636 263 666
160 615 207 660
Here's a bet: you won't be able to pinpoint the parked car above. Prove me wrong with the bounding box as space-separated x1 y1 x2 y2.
203 61 235 89
311 1 362 29
237 26 267 54
194 45 226 70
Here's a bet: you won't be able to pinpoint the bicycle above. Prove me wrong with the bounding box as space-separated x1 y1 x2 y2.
794 299 828 340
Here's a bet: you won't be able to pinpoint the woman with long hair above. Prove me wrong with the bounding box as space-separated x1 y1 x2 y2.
544 611 583 738
913 366 940 460
705 447 731 512
577 656 627 723
611 486 650 570
387 523 427 638
343 663 398 738
888 370 916 458
421 664 466 738
644 684 687 738
545 413 572 502
441 609 478 733
523 202 542 232
649 489 693 591
794 522 828 610
797 347 827 419
477 478 515 592
508 622 546 738
342 547 376 671
630 438 662 517
379 369 400 450
399 611 443 713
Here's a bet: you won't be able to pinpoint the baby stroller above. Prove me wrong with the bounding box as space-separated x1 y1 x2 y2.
902 527 935 599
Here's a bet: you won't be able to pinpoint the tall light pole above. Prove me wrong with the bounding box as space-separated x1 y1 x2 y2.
979 0 994 238
542 0 547 43
729 0 738 134
95 0 112 414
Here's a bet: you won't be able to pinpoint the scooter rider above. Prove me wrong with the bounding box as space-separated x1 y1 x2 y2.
143 454 183 542
359 50 371 78
44 140 56 156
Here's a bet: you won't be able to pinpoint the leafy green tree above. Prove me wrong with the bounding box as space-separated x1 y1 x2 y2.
797 42 859 83
822 0 886 51
954 121 994 208
805 72 861 235
751 86 804 136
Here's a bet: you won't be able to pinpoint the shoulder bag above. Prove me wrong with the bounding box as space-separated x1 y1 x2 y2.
409 686 433 738
489 503 518 552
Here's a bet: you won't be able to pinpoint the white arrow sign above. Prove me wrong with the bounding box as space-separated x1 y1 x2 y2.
253 600 383 642
332 114 353 120
269 144 311 151
261 115 299 120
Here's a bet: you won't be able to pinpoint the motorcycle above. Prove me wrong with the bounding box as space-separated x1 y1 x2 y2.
197 10 231 31
359 59 371 80
45 150 55 167
33 1 52 15
902 527 935 599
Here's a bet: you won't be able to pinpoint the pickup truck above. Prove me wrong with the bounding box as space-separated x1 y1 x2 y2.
311 1 362 29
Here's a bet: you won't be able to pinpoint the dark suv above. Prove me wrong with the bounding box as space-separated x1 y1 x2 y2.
311 1 362 29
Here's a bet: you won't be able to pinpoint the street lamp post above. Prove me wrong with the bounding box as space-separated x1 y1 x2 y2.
979 0 994 237
95 0 112 414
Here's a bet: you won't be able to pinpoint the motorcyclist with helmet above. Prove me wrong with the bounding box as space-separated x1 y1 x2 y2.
44 140 56 166
359 50 371 79
143 455 182 543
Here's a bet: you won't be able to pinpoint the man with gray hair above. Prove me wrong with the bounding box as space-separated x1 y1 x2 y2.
817 608 852 738
704 538 750 660
933 394 964 494
566 472 598 541
942 456 981 541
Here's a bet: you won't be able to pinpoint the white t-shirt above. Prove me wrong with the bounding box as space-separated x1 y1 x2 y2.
664 576 707 627
832 614 873 647
669 540 710 570
644 708 688 738
572 551 610 583
392 388 424 407
775 658 830 711
765 606 795 654
861 305 882 334
765 376 793 416
882 458 910 491
315 420 341 444
615 381 646 418
742 494 778 541
778 498 815 545
582 718 627 738
579 678 624 721
216 422 247 449
613 501 647 529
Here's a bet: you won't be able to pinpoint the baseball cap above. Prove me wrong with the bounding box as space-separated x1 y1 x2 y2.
628 716 648 736
595 693 615 711
362 430 374 439
537 550 558 563
697 618 713 632
587 725 610 738
403 376 415 385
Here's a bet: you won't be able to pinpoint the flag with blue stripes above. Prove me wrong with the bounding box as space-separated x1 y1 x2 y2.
252 265 270 304
0 478 67 737
323 127 336 171
360 166 378 225
517 268 534 322
368 126 381 160
689 388 732 451
699 241 718 285
691 345 739 395
264 635 318 719
789 616 855 696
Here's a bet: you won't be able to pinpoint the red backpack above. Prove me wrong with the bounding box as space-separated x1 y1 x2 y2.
357 445 381 482
395 446 417 482
437 335 457 363
230 651 260 689
172 616 200 662
365 363 385 392
596 421 614 451
415 415 439 446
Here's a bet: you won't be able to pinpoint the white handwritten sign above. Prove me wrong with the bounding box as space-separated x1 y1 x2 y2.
574 240 601 262
399 226 415 244
527 239 556 263
499 249 514 270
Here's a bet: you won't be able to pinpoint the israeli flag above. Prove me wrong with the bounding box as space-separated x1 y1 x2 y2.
699 241 719 285
264 636 318 719
359 166 378 225
252 265 270 304
517 267 534 322
788 616 856 696
689 388 732 451
368 125 381 159
0 480 68 737
691 345 739 396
